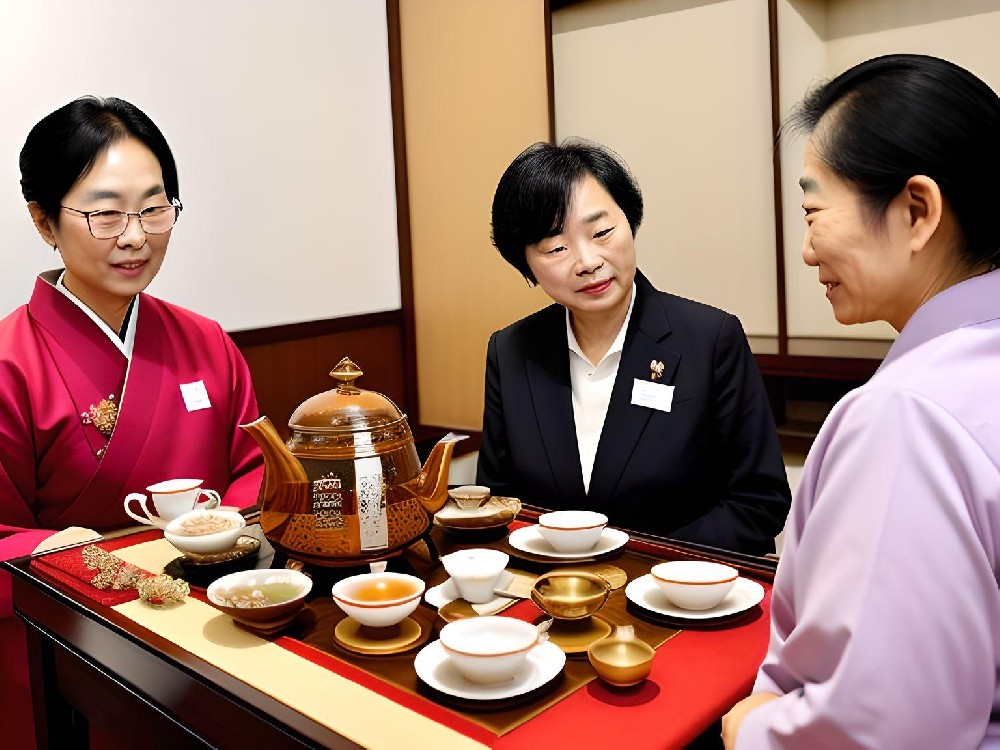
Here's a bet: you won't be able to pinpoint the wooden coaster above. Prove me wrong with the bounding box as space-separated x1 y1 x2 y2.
543 616 613 654
437 597 519 623
233 608 304 636
333 616 428 655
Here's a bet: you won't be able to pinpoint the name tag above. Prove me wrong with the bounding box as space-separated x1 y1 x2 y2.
631 379 674 412
180 380 212 412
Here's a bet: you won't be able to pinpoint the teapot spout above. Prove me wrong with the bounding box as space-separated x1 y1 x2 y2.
239 416 310 513
410 433 468 514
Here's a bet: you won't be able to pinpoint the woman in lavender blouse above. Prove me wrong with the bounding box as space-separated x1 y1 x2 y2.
723 55 1000 749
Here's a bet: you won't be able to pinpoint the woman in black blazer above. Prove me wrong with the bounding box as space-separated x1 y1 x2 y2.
477 140 790 555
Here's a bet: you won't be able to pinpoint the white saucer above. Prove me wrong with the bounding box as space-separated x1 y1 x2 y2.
424 570 515 609
507 525 629 560
414 639 565 701
625 574 765 620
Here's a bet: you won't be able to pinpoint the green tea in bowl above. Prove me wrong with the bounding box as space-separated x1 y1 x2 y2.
207 569 313 629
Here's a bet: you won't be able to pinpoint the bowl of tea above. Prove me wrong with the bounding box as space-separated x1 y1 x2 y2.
206 569 313 629
331 570 425 628
164 509 247 554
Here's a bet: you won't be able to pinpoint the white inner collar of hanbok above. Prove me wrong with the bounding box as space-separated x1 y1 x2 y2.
55 271 138 359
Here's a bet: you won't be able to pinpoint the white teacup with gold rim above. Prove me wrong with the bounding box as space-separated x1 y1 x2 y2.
123 478 221 527
537 510 608 553
163 509 247 555
439 616 548 684
650 560 738 610
440 548 509 604
331 562 425 628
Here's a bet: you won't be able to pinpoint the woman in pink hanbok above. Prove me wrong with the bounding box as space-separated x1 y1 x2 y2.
0 97 264 748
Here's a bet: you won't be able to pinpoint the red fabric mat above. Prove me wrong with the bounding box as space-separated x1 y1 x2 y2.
494 587 772 749
29 530 162 606
274 589 770 749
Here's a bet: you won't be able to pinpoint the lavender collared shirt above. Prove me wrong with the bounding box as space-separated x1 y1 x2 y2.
738 270 1000 749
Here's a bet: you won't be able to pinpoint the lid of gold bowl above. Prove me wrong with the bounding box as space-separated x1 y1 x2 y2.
287 357 412 457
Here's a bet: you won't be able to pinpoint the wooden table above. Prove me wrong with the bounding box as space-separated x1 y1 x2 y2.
5 518 774 750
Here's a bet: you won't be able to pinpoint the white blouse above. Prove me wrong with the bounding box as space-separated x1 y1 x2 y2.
565 283 636 494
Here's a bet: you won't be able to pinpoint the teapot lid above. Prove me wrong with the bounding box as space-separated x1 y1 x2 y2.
288 357 406 434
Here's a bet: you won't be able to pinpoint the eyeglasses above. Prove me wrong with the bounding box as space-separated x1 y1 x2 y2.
60 198 183 240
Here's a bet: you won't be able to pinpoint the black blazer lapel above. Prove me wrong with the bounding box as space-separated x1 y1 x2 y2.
525 310 587 508
588 273 680 508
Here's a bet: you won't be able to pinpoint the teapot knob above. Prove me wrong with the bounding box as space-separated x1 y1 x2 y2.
330 356 363 394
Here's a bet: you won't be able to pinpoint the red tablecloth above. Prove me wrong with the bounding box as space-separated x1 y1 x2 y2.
29 527 772 749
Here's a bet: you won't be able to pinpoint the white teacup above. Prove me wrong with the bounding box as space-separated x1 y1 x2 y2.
447 485 491 510
537 510 608 553
124 478 221 527
439 616 546 684
440 548 509 604
331 562 426 628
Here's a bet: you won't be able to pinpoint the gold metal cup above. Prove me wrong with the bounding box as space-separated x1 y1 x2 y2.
587 625 655 687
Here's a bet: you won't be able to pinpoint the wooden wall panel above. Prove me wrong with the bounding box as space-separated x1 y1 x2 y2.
399 0 552 432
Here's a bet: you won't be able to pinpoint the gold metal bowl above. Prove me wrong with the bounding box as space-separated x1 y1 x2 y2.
530 571 610 620
587 625 655 687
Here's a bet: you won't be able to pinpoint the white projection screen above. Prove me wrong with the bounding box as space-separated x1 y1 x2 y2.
0 1 400 330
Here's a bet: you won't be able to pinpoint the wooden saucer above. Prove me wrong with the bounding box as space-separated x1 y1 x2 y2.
233 608 304 636
437 597 519 623
543 616 613 654
333 617 428 655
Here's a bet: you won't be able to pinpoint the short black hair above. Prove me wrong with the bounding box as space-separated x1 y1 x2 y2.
491 139 643 283
789 54 1000 268
20 96 179 224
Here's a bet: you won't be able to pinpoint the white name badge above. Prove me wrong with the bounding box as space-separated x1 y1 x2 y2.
631 379 674 413
180 380 212 412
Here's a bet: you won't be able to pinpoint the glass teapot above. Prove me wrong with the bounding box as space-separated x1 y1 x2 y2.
241 357 465 566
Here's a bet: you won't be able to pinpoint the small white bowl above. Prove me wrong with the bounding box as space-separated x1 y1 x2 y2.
163 509 247 554
439 616 544 684
440 548 509 603
650 561 738 610
331 572 425 628
447 485 491 510
537 510 608 553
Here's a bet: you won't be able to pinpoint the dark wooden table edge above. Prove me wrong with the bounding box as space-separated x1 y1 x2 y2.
4 556 363 750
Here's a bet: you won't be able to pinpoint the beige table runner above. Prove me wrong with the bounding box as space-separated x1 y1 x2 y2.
114 539 488 749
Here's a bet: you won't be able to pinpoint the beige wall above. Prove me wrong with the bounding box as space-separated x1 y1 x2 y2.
552 0 779 343
779 0 1000 344
399 0 551 430
401 0 1000 429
